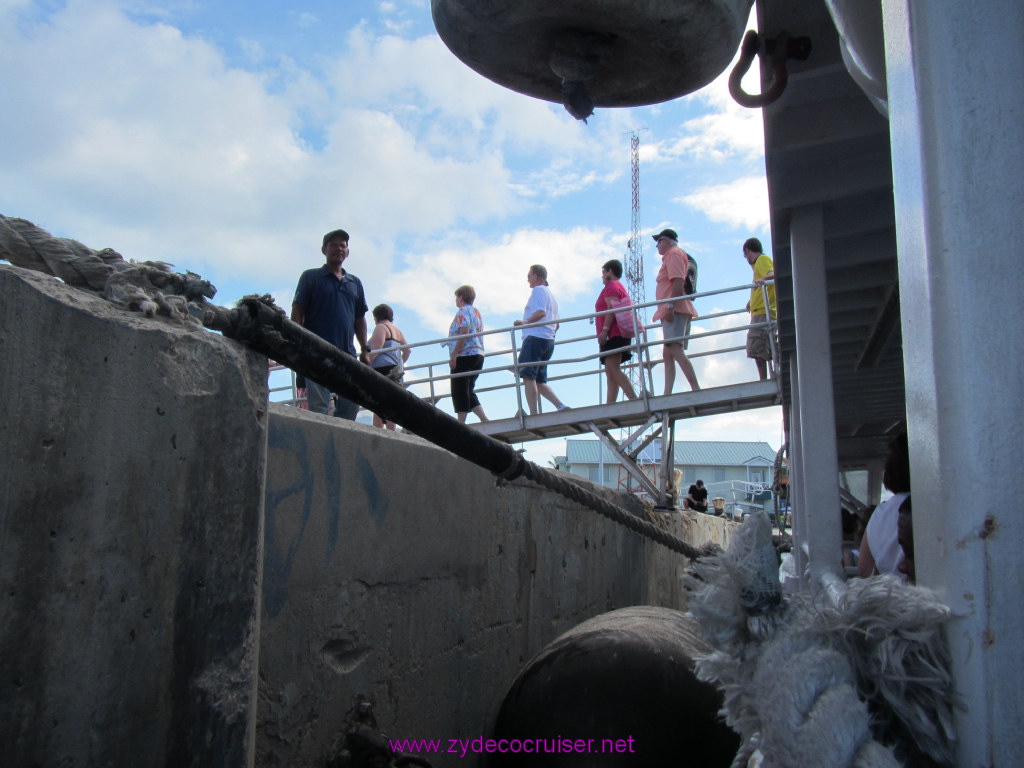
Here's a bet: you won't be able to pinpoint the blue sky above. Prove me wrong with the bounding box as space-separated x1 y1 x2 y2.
1 0 783 463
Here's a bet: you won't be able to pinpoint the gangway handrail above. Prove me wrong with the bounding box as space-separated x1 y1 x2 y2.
339 282 768 361
397 299 769 382
268 279 778 423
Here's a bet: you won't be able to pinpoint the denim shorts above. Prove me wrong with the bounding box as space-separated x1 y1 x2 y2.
518 336 555 383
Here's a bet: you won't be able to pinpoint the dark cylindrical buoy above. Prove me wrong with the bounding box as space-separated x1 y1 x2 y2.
431 0 754 118
487 606 739 766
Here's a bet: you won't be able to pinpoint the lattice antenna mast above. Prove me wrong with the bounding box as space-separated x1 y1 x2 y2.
624 131 647 394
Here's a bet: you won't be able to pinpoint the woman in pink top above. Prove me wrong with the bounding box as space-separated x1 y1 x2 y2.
595 259 638 403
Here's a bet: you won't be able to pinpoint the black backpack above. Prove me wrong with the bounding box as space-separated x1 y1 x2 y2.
684 253 698 295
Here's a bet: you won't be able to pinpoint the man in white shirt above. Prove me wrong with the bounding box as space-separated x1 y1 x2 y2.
513 265 569 415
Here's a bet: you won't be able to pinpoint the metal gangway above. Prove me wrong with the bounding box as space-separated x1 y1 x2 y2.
269 281 781 506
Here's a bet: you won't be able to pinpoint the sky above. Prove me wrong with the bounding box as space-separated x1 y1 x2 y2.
0 0 784 464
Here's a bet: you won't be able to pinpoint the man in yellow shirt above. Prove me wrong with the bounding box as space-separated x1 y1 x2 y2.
743 237 777 380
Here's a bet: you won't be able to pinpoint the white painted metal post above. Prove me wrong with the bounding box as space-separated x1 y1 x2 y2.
865 460 884 507
788 355 807 579
790 205 843 583
883 2 1024 764
658 413 674 508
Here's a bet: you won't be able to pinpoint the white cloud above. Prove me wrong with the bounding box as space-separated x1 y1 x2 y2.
326 28 585 156
386 226 624 334
661 106 764 162
640 7 766 169
0 3 650 301
677 176 770 232
0 0 31 13
624 19 769 260
1 2 315 270
3 3 648 295
687 407 784 449
0 2 536 293
632 54 769 238
670 67 767 162
322 25 644 193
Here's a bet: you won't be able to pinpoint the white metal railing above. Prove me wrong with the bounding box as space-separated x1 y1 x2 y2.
268 359 306 408
267 280 777 419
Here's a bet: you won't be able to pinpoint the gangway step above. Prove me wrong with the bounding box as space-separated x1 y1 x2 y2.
474 379 781 444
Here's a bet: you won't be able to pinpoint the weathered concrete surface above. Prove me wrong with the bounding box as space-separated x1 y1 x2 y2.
0 260 736 768
645 508 737 608
257 404 735 767
0 264 268 768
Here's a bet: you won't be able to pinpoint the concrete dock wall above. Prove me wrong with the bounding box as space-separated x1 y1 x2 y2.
0 265 268 768
257 403 734 767
0 261 735 768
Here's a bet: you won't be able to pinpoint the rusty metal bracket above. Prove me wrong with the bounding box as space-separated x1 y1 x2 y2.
729 30 812 108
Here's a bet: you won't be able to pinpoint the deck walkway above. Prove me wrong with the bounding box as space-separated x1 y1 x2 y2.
473 379 782 444
472 378 782 505
268 280 785 503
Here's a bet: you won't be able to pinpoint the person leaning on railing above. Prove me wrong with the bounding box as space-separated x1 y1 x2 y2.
742 236 777 381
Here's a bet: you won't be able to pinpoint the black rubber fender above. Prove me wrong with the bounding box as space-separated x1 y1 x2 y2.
487 606 739 766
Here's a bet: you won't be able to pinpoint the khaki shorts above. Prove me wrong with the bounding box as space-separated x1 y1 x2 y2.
746 314 774 360
661 315 692 350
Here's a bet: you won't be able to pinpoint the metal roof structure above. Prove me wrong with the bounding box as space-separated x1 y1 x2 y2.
759 0 905 467
752 5 1024 759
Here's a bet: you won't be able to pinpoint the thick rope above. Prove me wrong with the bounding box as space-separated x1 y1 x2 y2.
520 462 718 560
205 296 712 560
2 214 713 559
685 514 957 768
0 215 215 319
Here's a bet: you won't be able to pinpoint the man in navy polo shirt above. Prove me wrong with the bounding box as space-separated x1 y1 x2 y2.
290 228 370 419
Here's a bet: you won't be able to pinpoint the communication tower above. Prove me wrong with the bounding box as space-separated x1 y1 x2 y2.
617 131 656 498
623 131 647 395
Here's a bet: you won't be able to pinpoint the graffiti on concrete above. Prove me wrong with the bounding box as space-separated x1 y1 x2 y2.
262 420 387 617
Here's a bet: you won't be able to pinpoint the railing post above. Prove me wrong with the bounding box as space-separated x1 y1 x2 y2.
637 327 653 409
509 328 526 425
630 305 651 405
645 327 656 397
657 412 675 509
761 282 780 380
